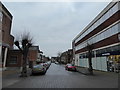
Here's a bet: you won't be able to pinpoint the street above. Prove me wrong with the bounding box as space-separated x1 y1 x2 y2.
3 63 118 88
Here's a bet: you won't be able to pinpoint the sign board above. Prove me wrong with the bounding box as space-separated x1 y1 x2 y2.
102 53 110 56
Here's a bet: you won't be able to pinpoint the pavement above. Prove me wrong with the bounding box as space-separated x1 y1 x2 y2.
1 67 21 89
1 63 119 89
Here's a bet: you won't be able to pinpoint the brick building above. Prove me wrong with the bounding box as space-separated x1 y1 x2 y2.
7 46 40 68
60 49 73 64
28 46 40 66
72 1 120 72
7 50 22 67
0 2 14 69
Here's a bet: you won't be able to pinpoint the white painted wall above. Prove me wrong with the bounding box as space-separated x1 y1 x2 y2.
75 54 79 66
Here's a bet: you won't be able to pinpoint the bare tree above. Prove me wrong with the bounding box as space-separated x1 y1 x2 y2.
57 52 62 64
14 32 33 77
86 43 94 75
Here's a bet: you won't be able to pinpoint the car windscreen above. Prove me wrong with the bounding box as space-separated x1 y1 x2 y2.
33 65 43 68
67 64 74 66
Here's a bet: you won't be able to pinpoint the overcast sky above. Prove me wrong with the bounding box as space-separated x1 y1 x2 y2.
3 2 110 57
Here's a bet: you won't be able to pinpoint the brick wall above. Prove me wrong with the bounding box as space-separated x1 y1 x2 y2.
7 50 22 67
28 50 38 61
2 3 14 48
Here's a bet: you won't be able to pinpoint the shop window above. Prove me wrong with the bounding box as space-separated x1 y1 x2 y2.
9 56 17 64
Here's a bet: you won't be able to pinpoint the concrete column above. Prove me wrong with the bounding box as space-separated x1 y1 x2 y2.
0 45 2 62
94 50 97 69
0 44 2 71
0 30 2 64
3 47 8 70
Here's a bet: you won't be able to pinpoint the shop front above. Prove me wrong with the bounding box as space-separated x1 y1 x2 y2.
107 55 120 73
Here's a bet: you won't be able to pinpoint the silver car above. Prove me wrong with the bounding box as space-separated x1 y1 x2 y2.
32 64 46 75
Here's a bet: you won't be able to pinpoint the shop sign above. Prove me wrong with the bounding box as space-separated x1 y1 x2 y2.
102 53 110 56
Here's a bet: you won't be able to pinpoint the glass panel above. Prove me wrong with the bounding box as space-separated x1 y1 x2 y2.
92 58 97 69
101 57 107 71
96 57 102 70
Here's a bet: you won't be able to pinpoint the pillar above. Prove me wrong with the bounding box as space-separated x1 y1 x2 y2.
3 47 8 70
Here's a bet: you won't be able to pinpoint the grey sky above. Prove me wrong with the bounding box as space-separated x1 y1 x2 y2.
3 2 109 57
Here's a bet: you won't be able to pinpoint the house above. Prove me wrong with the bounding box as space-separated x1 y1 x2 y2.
60 49 73 64
0 2 14 69
7 46 41 68
28 46 41 67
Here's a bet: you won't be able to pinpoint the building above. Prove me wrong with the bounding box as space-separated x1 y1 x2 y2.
0 2 14 69
60 49 73 64
6 46 41 68
41 55 50 63
60 51 68 64
51 57 58 63
28 46 40 66
72 1 120 72
36 50 43 63
6 50 22 67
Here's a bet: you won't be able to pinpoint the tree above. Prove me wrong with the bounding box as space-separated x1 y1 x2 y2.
14 32 33 77
57 52 62 64
86 43 94 75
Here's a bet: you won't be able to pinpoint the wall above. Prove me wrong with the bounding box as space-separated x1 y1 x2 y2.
28 50 38 61
7 50 22 67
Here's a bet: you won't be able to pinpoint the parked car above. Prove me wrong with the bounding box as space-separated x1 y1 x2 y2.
65 64 76 71
55 62 59 64
47 61 51 66
43 63 50 69
32 64 47 75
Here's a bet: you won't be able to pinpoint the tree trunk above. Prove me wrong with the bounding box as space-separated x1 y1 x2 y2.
88 50 93 75
20 47 28 77
20 54 27 77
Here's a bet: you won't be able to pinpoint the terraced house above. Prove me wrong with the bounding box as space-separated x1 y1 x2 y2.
72 1 120 72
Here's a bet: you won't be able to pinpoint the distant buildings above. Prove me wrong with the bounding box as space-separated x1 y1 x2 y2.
0 2 14 69
72 2 120 72
51 57 58 63
28 46 40 66
59 49 73 64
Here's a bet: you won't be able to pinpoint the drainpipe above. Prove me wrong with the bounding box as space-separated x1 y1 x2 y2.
3 47 8 70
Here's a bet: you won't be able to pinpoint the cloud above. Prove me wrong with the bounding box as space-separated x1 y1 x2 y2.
3 2 109 56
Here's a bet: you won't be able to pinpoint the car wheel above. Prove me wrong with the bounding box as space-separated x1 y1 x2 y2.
74 68 77 72
42 71 46 75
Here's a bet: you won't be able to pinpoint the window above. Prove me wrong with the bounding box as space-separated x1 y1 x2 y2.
9 56 17 64
112 3 118 14
0 12 3 22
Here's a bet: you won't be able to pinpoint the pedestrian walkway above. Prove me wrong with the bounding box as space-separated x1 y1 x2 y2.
2 67 21 88
2 67 33 88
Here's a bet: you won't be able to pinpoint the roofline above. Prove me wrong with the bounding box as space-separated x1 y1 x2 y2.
72 1 118 42
0 2 13 19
